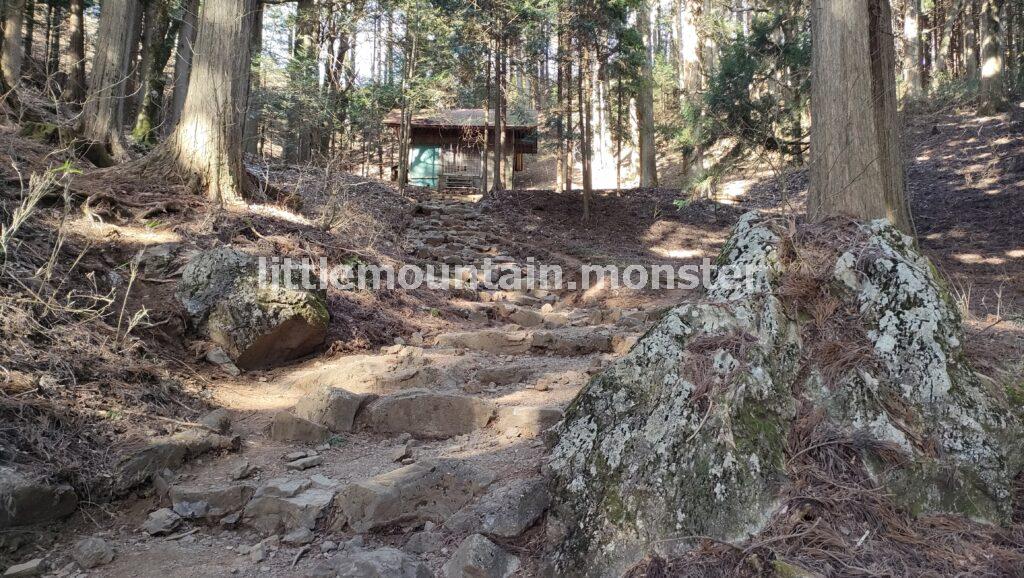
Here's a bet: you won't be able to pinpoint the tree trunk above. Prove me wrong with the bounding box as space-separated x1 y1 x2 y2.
132 0 174 145
2 0 25 87
637 0 659 187
978 0 1006 112
491 34 506 193
22 0 32 61
65 0 87 103
143 0 257 204
81 0 142 165
285 0 315 164
904 0 923 97
244 1 263 156
44 1 60 83
809 0 913 234
166 0 198 133
966 0 979 79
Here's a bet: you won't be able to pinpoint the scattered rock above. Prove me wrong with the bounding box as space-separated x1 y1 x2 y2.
404 531 445 555
2 558 44 577
142 508 182 536
268 412 329 443
199 408 233 434
530 329 612 355
357 390 495 439
243 478 335 534
282 527 315 546
205 348 242 376
170 483 255 521
475 365 533 387
434 330 531 355
492 406 563 437
229 459 257 481
72 537 115 569
332 459 495 533
0 467 78 528
390 441 413 463
286 456 324 471
508 307 544 328
117 430 240 490
447 478 550 538
177 247 329 370
308 547 432 578
294 388 370 433
320 541 338 554
442 534 519 578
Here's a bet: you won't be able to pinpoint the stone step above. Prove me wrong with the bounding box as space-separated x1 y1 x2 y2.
434 327 615 356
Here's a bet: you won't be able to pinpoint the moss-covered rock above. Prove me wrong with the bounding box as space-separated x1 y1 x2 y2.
176 247 328 370
546 213 1023 577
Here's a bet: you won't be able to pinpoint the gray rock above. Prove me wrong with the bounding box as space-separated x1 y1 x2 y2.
243 478 335 534
434 330 532 355
332 459 495 533
547 212 1024 576
442 534 519 578
2 558 44 577
294 388 370 433
404 531 445 555
177 247 329 370
307 547 433 578
117 430 240 490
530 328 612 355
199 408 233 434
507 307 544 328
492 406 563 437
282 527 315 545
0 467 78 528
269 412 329 443
475 365 533 387
229 459 257 481
205 348 241 376
72 537 114 569
447 478 550 538
142 508 182 536
286 456 324 471
170 483 255 521
357 390 495 439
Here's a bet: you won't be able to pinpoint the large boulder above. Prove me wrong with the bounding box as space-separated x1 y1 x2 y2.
546 213 1024 576
176 247 329 369
357 390 495 439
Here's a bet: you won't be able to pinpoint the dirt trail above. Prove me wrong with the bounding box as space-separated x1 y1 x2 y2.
34 194 666 577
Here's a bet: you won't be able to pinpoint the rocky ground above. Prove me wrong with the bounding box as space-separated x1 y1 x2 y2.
2 107 1023 578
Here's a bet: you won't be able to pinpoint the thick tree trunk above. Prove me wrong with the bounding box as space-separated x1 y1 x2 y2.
966 0 979 79
491 35 506 193
904 0 923 97
166 0 198 133
65 0 87 103
809 0 913 234
144 0 257 204
2 0 25 87
978 0 1006 113
132 0 174 145
636 0 658 188
81 0 142 165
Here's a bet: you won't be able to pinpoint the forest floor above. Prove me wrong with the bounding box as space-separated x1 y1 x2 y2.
1 106 1022 577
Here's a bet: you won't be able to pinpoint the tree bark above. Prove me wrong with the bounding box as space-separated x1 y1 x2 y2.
966 0 979 79
143 0 257 204
978 0 1006 112
2 0 25 87
809 0 913 234
132 0 174 145
65 0 87 103
904 0 923 97
166 0 198 133
81 0 143 165
244 1 263 156
637 0 658 187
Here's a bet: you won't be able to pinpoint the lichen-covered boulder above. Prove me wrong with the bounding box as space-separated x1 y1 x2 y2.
176 247 329 369
546 212 1023 577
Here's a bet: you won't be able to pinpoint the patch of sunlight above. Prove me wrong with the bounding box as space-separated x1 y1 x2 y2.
954 253 1006 265
248 203 313 226
652 247 704 259
715 179 752 205
67 218 183 245
1005 249 1024 259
